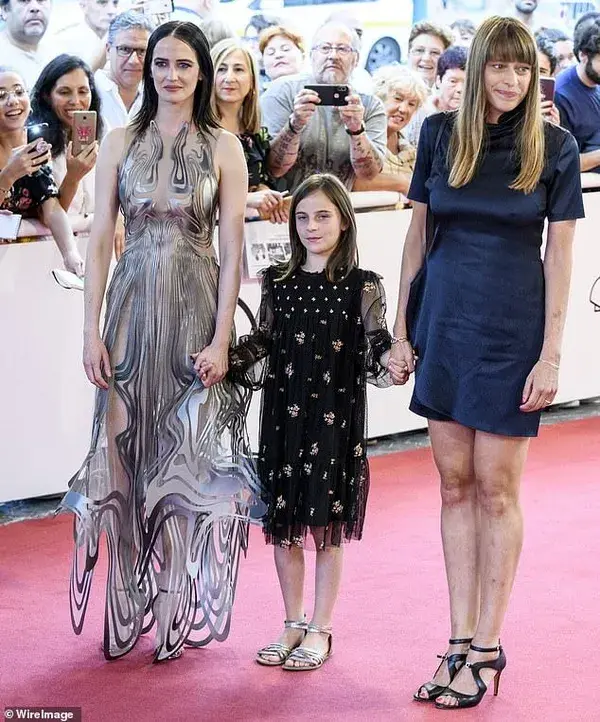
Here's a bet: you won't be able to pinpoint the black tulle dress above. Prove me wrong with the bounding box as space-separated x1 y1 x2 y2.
230 265 392 549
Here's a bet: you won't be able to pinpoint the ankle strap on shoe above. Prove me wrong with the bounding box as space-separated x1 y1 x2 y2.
307 623 332 635
285 617 307 630
449 637 473 645
470 642 500 653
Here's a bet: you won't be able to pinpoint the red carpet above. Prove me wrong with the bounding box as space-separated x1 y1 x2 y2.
1 417 599 721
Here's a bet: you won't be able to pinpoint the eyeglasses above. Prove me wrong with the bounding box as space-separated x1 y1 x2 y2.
0 87 27 103
114 45 147 59
312 43 356 57
410 47 442 59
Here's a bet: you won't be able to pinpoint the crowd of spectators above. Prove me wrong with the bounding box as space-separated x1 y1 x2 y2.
1 0 599 254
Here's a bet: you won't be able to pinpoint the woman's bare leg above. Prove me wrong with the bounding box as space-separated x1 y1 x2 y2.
417 420 479 697
437 431 529 706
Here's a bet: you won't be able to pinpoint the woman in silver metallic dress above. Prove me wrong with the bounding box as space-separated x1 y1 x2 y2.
59 21 261 663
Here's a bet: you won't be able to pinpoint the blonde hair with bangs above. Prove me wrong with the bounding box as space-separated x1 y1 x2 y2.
449 16 545 194
210 38 261 135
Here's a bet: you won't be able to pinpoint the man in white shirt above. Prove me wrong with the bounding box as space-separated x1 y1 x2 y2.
50 0 120 70
94 11 153 130
0 0 55 88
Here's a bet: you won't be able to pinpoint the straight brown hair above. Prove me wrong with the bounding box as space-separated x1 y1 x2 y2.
276 174 358 283
448 15 545 194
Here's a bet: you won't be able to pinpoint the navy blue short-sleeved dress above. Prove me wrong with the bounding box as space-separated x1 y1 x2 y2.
407 108 584 437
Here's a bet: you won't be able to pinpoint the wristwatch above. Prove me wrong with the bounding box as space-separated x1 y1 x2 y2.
345 124 366 136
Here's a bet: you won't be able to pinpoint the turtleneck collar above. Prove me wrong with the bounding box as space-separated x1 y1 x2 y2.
486 101 526 139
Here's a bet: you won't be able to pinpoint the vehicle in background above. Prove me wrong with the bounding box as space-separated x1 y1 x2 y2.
218 0 413 72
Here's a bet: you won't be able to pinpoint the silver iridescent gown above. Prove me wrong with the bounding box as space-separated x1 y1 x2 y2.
59 123 262 662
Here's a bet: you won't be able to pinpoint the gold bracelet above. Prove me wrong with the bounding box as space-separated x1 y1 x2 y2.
391 336 408 344
540 358 560 370
0 185 11 194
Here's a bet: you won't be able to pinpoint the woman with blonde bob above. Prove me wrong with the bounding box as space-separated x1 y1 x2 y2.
354 65 428 196
211 38 288 223
389 17 583 709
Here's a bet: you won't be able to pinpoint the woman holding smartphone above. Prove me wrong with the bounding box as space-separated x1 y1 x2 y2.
0 66 84 274
389 17 583 709
30 55 104 228
58 21 262 664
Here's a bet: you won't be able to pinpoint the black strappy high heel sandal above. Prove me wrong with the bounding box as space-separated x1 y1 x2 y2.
434 642 507 710
413 637 473 702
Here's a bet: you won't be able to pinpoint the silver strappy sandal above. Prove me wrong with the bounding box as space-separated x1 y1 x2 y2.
256 617 308 666
282 623 333 671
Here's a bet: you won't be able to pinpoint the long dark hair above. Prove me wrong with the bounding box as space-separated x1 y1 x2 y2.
277 174 358 283
131 21 219 136
30 54 103 158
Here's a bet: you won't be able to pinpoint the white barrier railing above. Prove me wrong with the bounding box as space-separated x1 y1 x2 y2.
1 188 599 503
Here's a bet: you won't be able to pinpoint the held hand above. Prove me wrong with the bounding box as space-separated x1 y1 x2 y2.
63 247 85 277
541 100 560 126
3 140 52 183
290 89 320 131
83 333 112 389
339 93 365 134
388 338 416 385
520 359 558 412
66 141 99 181
192 343 229 388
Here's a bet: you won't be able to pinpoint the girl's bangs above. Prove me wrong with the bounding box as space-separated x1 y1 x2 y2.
486 26 537 66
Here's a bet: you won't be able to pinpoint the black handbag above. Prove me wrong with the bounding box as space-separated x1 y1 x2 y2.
405 115 449 345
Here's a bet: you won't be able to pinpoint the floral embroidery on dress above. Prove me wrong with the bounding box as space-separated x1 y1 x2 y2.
230 267 392 549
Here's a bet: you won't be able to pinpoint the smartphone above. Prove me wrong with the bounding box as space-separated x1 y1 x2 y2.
26 122 49 143
540 76 556 103
72 111 97 156
304 84 349 106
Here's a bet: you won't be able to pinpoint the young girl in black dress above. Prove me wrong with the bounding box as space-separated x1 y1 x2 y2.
230 173 405 671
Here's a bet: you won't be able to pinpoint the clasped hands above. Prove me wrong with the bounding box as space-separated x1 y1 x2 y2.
191 343 229 388
387 340 416 386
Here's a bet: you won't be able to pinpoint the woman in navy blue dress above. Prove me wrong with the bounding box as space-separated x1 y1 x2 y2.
389 17 584 709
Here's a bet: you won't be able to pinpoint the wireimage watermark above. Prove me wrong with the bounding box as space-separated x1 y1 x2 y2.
4 709 81 721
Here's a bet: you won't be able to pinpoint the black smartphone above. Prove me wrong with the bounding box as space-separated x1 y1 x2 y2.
304 84 349 106
540 76 556 103
26 122 49 144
